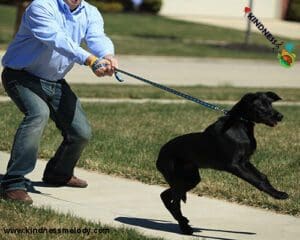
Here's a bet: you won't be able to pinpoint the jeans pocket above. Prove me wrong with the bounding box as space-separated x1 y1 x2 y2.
4 80 28 114
3 79 19 97
40 79 56 98
2 77 17 92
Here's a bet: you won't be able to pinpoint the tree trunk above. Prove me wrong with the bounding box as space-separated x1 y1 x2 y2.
282 0 290 20
14 0 32 37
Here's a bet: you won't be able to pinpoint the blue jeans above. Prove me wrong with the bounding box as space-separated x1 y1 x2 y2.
1 68 92 191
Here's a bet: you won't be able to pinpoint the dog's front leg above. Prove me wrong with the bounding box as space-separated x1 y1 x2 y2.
229 163 288 200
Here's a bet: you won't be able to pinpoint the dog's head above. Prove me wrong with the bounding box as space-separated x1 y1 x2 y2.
228 92 283 127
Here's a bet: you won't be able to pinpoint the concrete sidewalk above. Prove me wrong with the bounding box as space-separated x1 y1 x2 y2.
65 56 300 88
1 151 299 240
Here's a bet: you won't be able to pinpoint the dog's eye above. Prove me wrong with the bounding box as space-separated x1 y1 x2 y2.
263 100 272 107
258 101 273 114
257 99 270 107
252 99 271 113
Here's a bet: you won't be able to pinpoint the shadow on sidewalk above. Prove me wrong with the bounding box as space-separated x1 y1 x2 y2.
26 181 82 204
115 216 256 240
0 178 80 205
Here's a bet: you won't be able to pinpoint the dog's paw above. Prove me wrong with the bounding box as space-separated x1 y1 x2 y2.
272 191 289 200
179 218 192 235
181 216 189 224
179 222 193 235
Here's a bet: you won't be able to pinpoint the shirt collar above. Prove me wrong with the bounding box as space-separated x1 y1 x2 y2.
57 0 85 14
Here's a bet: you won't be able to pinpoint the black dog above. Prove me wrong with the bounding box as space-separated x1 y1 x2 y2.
156 92 289 235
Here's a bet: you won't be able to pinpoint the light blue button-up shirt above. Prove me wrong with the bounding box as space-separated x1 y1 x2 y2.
2 0 114 81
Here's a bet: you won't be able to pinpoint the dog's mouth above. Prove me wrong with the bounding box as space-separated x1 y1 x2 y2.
263 113 283 127
265 118 281 127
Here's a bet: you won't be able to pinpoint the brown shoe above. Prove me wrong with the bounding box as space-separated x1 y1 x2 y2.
66 176 88 188
3 190 33 204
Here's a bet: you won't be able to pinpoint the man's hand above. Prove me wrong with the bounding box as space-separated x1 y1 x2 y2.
85 55 112 77
103 54 118 76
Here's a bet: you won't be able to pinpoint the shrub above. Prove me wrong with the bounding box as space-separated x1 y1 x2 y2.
90 0 163 14
140 0 162 14
90 1 124 13
119 0 134 11
0 0 13 5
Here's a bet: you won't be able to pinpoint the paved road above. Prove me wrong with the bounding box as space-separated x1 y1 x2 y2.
1 54 299 88
1 151 299 240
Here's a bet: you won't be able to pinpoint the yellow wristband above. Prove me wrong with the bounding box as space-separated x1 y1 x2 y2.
87 56 98 67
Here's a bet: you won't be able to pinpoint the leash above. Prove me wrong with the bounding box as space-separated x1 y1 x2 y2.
114 69 228 115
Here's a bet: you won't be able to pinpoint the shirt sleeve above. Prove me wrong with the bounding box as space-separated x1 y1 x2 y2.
84 7 115 58
25 4 91 65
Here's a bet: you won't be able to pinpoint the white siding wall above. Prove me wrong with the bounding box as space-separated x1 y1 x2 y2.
160 0 282 19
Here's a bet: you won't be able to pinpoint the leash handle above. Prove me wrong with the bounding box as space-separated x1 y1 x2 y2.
115 68 228 115
94 62 124 82
114 71 124 82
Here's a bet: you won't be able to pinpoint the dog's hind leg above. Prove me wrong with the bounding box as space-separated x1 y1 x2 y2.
157 152 200 234
181 167 201 203
170 184 193 235
160 183 193 235
160 186 188 222
168 167 200 235
160 188 173 213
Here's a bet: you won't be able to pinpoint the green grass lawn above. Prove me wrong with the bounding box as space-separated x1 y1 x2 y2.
0 5 16 48
64 84 300 102
0 4 299 59
0 101 299 216
0 201 163 240
103 13 300 59
1 84 300 102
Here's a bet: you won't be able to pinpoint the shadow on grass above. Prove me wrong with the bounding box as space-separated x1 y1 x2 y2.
115 216 256 240
133 33 179 40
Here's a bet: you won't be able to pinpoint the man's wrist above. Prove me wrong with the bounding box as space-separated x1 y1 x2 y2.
103 54 114 60
85 55 98 67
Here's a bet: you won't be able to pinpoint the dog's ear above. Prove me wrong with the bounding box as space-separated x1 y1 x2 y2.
265 92 282 102
222 106 242 133
221 93 253 133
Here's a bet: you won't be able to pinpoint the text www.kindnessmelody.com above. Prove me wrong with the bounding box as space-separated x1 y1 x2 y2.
2 227 110 235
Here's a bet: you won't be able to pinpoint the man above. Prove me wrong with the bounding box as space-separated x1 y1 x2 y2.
1 0 117 204
131 0 143 10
